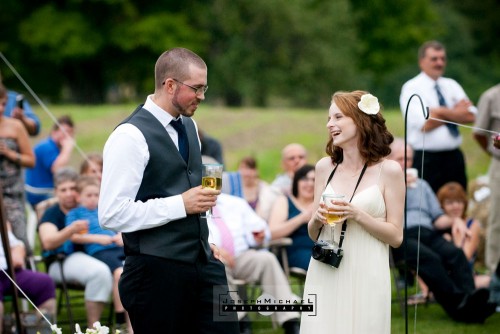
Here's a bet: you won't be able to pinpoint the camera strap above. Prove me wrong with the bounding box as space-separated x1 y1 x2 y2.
315 162 368 249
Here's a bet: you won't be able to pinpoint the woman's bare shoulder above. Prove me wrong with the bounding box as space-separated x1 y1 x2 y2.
380 159 403 176
316 157 333 171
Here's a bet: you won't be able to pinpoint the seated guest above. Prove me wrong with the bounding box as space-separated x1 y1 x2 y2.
208 193 300 334
80 152 103 181
271 143 308 196
0 229 56 331
389 138 496 323
268 164 315 271
437 182 490 288
222 156 282 220
199 128 225 166
38 168 113 329
25 115 75 208
65 175 131 333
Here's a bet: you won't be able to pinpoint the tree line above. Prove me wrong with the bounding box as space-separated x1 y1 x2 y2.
1 0 498 108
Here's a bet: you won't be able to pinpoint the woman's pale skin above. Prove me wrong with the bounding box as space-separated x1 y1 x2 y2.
307 102 405 248
442 199 480 262
268 170 314 239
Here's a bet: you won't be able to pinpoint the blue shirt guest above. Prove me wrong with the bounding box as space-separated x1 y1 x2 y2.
98 48 239 334
25 115 75 207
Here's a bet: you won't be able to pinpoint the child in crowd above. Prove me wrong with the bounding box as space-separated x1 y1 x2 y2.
80 153 103 181
65 175 132 333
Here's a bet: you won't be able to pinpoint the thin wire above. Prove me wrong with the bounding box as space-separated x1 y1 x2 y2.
428 117 500 136
413 129 426 334
0 52 93 329
0 267 54 327
0 52 90 164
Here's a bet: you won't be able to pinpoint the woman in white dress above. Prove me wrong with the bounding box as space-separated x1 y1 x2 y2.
300 91 405 334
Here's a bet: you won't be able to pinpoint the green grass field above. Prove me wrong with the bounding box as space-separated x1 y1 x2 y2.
30 103 498 333
33 103 491 184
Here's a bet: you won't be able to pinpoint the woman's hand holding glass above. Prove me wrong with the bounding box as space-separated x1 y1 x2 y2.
321 194 347 225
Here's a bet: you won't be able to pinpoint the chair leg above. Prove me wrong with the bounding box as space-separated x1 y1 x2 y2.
107 299 115 328
58 261 75 331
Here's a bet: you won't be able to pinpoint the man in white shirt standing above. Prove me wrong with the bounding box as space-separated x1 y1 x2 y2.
400 40 476 193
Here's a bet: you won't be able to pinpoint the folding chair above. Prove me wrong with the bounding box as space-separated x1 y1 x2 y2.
35 198 113 330
268 238 307 297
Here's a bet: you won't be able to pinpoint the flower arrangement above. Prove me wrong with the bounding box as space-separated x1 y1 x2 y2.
358 93 380 115
44 322 120 334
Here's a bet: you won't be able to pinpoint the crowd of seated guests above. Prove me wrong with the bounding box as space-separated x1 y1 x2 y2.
2 84 499 333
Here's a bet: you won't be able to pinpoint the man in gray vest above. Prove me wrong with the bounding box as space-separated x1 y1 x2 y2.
99 48 239 333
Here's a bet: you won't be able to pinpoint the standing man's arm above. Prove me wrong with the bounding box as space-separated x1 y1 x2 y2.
98 124 186 233
473 87 496 154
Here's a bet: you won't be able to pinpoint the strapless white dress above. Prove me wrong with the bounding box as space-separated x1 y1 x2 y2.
300 183 390 334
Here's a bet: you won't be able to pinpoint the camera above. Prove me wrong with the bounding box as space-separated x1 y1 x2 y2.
16 94 24 109
312 240 343 268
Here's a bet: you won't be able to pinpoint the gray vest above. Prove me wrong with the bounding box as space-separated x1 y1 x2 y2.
120 106 211 263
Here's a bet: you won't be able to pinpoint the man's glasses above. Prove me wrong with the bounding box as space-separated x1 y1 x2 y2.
172 78 208 95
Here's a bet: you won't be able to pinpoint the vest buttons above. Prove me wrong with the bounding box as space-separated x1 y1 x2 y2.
188 170 192 175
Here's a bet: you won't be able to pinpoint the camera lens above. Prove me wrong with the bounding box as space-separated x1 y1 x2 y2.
312 244 325 260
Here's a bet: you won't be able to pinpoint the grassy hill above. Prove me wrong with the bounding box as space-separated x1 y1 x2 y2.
33 103 492 185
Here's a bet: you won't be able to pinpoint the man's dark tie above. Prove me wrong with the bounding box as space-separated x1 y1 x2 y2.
435 83 459 137
170 118 189 163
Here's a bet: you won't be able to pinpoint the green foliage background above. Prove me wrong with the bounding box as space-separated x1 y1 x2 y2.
1 0 499 108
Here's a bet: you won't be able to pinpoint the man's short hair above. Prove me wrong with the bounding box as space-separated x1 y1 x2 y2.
418 40 445 59
53 167 79 188
154 47 206 91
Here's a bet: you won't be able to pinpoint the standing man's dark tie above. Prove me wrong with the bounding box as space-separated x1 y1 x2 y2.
435 83 459 137
170 118 189 163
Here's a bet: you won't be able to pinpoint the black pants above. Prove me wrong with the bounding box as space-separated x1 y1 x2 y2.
119 254 239 334
413 148 467 193
393 227 475 316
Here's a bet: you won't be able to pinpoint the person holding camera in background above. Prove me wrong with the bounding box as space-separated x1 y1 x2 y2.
0 70 40 136
300 91 405 334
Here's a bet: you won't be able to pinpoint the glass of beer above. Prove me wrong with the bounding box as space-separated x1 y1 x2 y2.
201 163 223 217
322 193 346 225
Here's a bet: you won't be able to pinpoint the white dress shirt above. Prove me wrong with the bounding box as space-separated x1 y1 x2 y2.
98 96 204 235
400 72 475 151
207 193 271 258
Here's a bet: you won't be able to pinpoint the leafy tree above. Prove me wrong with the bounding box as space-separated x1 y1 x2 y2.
1 0 497 107
203 0 360 107
349 0 442 106
7 0 207 103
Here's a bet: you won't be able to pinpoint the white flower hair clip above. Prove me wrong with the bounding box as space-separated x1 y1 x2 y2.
358 93 380 115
